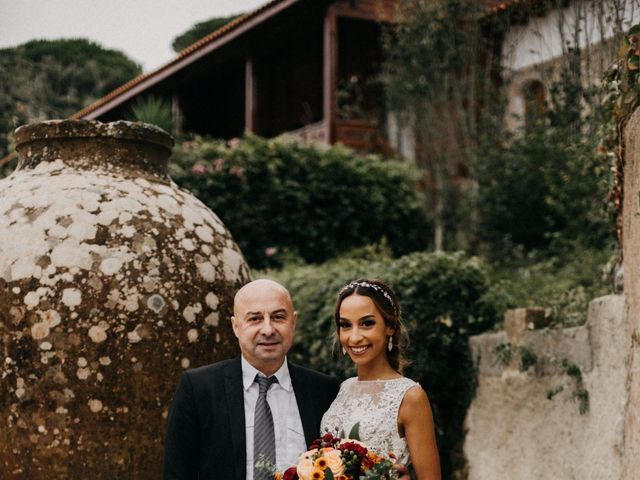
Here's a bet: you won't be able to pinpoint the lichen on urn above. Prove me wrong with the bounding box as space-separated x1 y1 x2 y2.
0 120 250 479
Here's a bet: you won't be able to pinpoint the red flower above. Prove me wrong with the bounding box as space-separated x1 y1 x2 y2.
340 441 368 458
283 466 299 480
322 432 335 443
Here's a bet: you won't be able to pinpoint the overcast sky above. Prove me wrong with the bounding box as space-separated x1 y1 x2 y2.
0 0 268 72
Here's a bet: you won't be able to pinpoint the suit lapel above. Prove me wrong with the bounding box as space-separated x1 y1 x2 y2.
289 363 317 447
224 357 246 480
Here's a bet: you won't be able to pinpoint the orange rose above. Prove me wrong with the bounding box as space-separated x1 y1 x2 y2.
323 449 345 476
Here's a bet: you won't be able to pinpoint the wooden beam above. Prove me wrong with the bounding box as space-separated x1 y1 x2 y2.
244 54 256 133
171 94 183 136
323 4 338 144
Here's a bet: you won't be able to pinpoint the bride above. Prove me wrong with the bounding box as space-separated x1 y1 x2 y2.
320 279 441 480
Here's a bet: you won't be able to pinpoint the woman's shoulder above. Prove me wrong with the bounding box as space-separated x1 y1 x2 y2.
398 381 431 419
386 376 420 393
396 376 419 386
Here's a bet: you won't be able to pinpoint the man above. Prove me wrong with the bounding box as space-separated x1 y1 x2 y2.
162 279 339 480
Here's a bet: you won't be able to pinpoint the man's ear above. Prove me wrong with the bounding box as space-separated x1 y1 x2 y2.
230 316 239 337
292 311 298 329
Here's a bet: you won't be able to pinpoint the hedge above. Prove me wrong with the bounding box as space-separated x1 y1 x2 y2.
170 135 431 269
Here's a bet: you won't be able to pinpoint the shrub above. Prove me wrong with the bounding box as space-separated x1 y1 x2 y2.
474 124 612 253
170 135 431 269
266 249 498 479
129 96 173 133
485 242 614 327
0 39 141 160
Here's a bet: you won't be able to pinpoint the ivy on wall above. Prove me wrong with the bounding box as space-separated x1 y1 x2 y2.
600 23 640 254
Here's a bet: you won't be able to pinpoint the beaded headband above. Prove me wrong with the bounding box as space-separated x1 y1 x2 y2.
339 281 398 316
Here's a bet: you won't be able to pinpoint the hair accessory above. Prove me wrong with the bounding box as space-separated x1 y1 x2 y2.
340 281 398 315
387 336 393 352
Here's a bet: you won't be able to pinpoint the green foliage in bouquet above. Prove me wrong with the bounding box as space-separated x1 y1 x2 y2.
268 249 498 479
170 135 431 269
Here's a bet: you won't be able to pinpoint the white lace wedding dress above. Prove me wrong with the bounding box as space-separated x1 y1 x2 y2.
320 376 419 463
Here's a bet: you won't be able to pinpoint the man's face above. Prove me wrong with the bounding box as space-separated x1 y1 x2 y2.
231 281 297 375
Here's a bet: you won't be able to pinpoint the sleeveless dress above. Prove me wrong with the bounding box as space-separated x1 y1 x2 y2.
320 376 419 464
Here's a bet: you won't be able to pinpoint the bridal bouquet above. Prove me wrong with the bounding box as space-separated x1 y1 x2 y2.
259 426 398 480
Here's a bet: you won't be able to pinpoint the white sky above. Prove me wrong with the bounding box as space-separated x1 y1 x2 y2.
0 0 268 72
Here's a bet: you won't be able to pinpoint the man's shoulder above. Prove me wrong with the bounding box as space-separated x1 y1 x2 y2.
183 357 239 382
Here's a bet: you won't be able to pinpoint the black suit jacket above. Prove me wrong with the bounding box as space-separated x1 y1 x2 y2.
162 356 339 480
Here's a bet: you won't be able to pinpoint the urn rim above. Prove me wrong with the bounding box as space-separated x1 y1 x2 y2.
13 119 174 151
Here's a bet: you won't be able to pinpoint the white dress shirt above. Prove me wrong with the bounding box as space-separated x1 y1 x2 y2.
241 356 306 480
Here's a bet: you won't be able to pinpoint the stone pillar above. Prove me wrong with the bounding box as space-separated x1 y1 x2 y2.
622 108 640 479
0 120 251 478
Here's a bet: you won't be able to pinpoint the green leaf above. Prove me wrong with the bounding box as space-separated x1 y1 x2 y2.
348 422 361 441
629 24 640 36
324 469 335 480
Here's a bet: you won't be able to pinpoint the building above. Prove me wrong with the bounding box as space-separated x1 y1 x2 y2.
73 0 398 153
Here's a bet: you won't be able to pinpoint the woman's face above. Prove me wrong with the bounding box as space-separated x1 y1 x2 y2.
338 294 394 369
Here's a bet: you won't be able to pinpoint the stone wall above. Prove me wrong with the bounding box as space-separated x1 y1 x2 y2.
464 295 627 479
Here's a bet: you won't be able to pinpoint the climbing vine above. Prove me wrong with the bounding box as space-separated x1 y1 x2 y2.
493 342 589 414
600 23 640 254
546 358 590 415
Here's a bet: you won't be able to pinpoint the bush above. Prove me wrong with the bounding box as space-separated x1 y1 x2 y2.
485 242 615 327
129 96 174 133
266 249 498 479
0 39 141 161
474 125 612 253
170 135 431 269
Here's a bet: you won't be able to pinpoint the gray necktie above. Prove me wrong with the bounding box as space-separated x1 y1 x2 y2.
254 374 278 480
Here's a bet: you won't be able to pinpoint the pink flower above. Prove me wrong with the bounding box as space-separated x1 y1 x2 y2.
191 163 209 175
214 158 225 171
227 137 240 148
229 166 245 178
265 247 278 257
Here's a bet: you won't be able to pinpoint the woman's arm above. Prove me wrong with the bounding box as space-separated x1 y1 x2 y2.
398 385 441 480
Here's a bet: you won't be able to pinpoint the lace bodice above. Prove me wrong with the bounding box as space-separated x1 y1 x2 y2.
320 376 419 463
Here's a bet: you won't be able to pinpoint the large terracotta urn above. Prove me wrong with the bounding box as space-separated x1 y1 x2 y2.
0 120 251 478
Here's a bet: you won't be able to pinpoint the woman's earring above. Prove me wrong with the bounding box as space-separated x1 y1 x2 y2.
342 347 347 355
387 336 393 352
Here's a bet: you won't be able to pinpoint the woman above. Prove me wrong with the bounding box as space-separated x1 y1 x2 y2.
320 279 441 480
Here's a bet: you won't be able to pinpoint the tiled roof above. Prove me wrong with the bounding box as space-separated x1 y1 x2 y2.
72 0 288 119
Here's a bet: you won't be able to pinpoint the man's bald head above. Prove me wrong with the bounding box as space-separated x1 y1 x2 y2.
233 279 293 317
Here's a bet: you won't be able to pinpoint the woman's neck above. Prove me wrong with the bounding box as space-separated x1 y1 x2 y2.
356 362 400 381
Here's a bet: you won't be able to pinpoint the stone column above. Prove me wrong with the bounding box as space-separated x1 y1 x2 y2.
622 108 640 479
